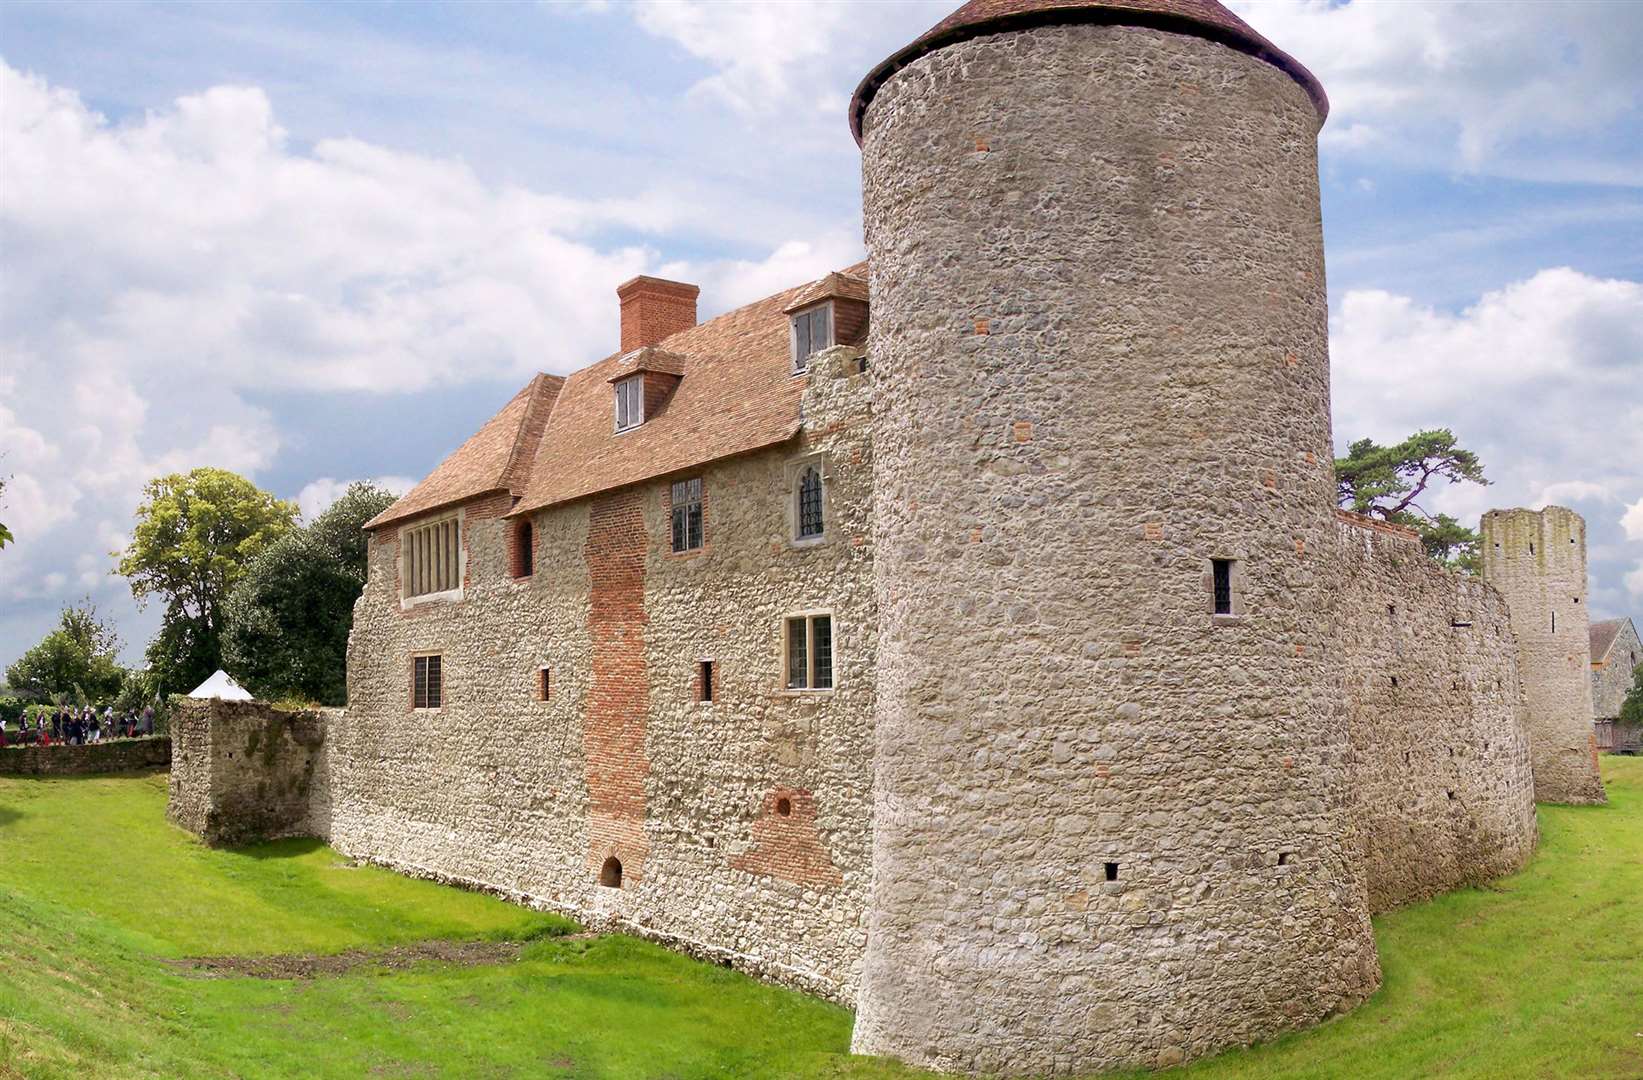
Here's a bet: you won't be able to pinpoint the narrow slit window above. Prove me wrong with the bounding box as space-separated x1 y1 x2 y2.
671 478 703 553
1212 559 1234 616
699 660 715 702
1551 611 1556 633
539 668 551 701
784 614 834 691
413 654 443 710
797 465 825 539
514 520 534 578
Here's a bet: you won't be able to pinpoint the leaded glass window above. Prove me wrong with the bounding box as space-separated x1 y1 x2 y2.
413 654 443 709
671 477 703 553
785 614 833 691
798 466 824 539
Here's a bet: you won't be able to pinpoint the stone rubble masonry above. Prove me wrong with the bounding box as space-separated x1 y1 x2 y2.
166 699 331 847
0 736 170 776
854 23 1379 1074
315 343 875 1004
1481 507 1607 804
1333 516 1538 912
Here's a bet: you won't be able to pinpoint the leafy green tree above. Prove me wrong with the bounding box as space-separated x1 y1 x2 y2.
0 473 13 548
1620 664 1643 730
117 468 297 695
1335 429 1489 571
3 601 126 700
221 482 397 705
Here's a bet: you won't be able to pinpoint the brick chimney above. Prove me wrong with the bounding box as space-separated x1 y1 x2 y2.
616 275 699 351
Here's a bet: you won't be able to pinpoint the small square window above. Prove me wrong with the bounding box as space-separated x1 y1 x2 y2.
671 477 704 553
615 374 645 431
790 304 832 372
785 613 833 691
413 654 443 710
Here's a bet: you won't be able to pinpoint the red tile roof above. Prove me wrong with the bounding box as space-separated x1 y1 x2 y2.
510 261 867 516
1590 618 1629 664
848 0 1328 143
365 372 563 530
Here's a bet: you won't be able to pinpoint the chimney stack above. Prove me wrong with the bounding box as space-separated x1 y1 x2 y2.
616 275 699 351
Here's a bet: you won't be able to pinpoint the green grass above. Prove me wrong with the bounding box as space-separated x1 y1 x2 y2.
2 762 1641 1079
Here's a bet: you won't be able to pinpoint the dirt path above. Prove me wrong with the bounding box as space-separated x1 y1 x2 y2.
164 938 532 979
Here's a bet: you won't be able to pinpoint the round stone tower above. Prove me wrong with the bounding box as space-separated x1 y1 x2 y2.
850 1 1379 1072
1480 506 1606 805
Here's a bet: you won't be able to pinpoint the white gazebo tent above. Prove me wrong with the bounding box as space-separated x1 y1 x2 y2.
187 669 253 701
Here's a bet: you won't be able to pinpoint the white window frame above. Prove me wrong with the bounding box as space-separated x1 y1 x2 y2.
789 303 833 374
614 374 645 432
788 454 830 546
399 510 465 609
782 610 835 693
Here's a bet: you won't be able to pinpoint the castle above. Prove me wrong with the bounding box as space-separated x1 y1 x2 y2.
169 1 1612 1074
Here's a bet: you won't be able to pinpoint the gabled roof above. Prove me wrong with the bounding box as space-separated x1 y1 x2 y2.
1591 618 1634 665
849 0 1328 143
365 372 563 530
507 261 868 516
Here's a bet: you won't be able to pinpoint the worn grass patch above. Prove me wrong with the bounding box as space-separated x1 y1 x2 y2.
2 761 1642 1078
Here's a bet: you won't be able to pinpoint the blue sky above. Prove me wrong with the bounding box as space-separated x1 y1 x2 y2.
1 0 1640 669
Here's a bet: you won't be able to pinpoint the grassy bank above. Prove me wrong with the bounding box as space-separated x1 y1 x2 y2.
2 761 1640 1078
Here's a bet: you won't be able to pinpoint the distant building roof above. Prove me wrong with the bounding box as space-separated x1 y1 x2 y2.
849 0 1328 143
1590 618 1633 665
365 372 563 530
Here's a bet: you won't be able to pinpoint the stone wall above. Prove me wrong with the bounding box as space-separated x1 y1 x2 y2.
1592 619 1640 722
1331 513 1538 912
0 736 170 776
855 23 1378 1076
166 699 330 846
328 345 874 1002
1480 508 1606 804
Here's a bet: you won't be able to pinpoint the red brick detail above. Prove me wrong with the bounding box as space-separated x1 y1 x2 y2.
731 788 842 890
617 276 699 352
584 490 651 880
508 517 535 579
1334 508 1422 544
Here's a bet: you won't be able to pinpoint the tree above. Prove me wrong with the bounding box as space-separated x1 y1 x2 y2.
3 600 126 700
221 482 397 705
1335 429 1489 571
1620 664 1643 730
117 468 297 695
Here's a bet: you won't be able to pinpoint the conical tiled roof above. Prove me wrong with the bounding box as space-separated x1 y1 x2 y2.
849 0 1327 143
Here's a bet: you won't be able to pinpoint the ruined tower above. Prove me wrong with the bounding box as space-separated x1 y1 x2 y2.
1481 506 1606 804
849 0 1379 1073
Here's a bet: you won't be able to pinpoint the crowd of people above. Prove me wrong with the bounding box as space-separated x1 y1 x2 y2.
0 704 157 747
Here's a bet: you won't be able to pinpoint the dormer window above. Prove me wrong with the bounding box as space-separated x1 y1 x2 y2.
790 303 832 373
614 374 644 431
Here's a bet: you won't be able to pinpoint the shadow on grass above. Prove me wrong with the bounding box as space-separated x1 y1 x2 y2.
235 836 328 860
0 805 23 826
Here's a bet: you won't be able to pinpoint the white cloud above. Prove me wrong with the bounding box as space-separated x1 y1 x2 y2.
294 476 415 522
1230 0 1643 182
1330 267 1643 616
0 60 865 663
1622 499 1643 543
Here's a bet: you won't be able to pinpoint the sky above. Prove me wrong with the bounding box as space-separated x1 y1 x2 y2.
1 0 1640 669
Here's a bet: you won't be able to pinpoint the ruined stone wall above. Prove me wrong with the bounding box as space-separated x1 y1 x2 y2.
1592 619 1641 722
0 736 170 776
855 23 1378 1076
1480 507 1606 803
166 699 329 846
1331 514 1537 912
329 346 874 1000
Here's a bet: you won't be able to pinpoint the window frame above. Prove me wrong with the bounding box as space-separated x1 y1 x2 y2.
790 456 829 545
782 611 835 693
789 302 833 373
1208 556 1245 622
670 476 704 554
614 374 645 432
412 653 444 711
400 511 464 608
